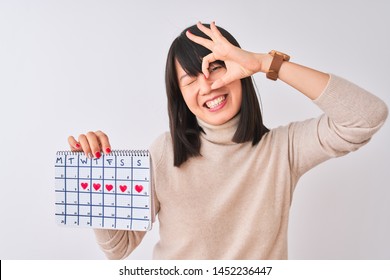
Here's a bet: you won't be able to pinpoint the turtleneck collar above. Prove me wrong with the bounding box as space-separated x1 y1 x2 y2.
197 114 240 145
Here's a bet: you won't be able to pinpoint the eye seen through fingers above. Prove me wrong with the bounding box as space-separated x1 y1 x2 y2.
181 61 226 87
209 62 223 72
208 61 226 79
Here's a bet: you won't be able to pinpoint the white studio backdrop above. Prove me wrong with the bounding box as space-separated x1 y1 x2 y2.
0 0 389 260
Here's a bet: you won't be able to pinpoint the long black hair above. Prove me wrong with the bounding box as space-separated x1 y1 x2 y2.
165 23 269 167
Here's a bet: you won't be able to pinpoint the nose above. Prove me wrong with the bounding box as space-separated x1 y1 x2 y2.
198 74 212 96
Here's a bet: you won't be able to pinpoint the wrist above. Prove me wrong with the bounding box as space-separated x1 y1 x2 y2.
256 53 273 73
266 50 290 81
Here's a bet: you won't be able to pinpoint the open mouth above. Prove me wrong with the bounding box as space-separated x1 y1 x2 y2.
203 94 228 110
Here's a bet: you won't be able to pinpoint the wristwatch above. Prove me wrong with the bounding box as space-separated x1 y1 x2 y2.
266 50 290 81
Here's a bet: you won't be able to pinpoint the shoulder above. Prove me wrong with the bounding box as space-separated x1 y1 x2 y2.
262 122 292 141
149 132 172 169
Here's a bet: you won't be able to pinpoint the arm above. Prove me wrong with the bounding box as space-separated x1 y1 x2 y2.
186 21 387 128
186 21 329 100
92 179 160 259
93 229 147 259
92 188 160 259
187 22 388 177
263 56 330 100
287 74 388 179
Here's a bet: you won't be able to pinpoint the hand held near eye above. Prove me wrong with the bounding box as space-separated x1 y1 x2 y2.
186 22 268 89
187 21 329 100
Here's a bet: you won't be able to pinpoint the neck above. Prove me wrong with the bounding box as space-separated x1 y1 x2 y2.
197 114 240 145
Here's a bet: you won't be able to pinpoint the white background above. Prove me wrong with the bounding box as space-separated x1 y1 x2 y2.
0 0 389 260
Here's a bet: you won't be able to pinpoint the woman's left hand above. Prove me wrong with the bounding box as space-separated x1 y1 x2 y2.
186 21 269 89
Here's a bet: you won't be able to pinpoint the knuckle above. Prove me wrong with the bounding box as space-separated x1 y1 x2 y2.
86 131 96 137
95 130 107 137
78 134 86 141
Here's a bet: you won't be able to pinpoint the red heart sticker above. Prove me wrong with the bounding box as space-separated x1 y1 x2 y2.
93 183 101 191
105 184 113 191
120 185 127 192
81 182 88 189
135 185 143 193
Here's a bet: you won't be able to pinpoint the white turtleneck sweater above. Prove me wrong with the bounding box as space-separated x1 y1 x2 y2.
94 75 387 259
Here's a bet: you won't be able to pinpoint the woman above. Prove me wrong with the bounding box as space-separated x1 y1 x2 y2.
68 22 388 259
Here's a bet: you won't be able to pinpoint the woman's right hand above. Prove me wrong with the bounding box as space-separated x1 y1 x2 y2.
186 21 270 90
68 130 111 159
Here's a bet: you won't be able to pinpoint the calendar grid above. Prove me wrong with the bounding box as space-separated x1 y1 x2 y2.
130 156 134 229
101 154 105 228
114 154 117 229
55 150 152 231
64 154 67 225
89 154 93 227
76 154 80 226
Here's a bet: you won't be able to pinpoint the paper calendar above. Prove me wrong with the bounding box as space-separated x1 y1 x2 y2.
54 150 152 231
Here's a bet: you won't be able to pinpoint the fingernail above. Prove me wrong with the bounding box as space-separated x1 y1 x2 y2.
75 143 81 148
87 153 93 159
105 147 111 154
95 152 101 159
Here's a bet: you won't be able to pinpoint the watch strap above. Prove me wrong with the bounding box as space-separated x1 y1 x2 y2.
266 50 290 81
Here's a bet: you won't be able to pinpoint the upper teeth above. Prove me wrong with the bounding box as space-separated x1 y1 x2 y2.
206 96 226 109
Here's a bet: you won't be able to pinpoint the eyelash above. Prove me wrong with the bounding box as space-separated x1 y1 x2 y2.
209 65 222 72
186 79 196 86
183 64 223 86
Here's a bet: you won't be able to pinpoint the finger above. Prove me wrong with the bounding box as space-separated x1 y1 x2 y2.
201 53 216 78
85 131 103 158
196 21 214 40
95 130 112 154
78 134 93 158
199 21 225 43
209 21 225 40
186 29 214 50
211 77 229 90
68 135 81 151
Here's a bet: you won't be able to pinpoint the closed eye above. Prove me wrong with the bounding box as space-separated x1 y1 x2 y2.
182 77 197 87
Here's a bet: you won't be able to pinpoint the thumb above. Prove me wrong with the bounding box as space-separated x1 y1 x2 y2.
210 78 226 90
211 74 236 90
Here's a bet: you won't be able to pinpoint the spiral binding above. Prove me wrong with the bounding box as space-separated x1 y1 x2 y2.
56 150 149 157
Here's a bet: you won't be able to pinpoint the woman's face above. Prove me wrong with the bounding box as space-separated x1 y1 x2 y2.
176 60 242 126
